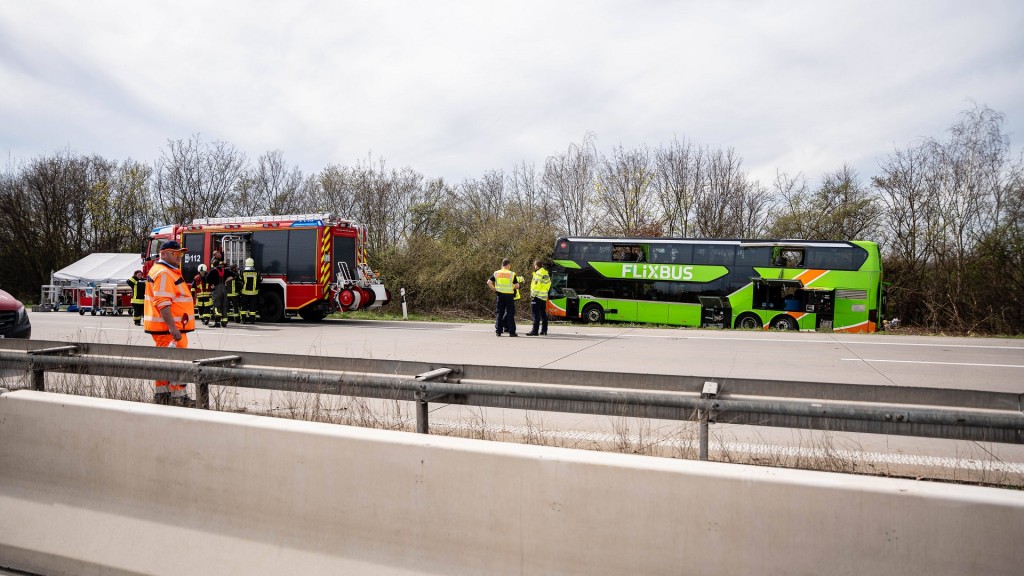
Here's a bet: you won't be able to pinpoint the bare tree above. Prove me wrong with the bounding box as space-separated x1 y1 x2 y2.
152 134 246 223
653 137 702 236
594 144 660 236
874 103 1022 331
232 150 305 216
541 133 599 236
312 164 357 217
694 147 757 237
769 165 879 241
85 157 154 252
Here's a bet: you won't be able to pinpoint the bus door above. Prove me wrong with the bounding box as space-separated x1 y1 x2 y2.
562 288 580 319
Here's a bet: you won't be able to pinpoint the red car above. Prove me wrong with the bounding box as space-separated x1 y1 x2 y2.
0 288 31 339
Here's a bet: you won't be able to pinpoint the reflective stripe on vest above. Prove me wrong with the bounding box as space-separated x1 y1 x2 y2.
127 276 146 304
241 271 259 295
531 267 551 300
193 275 212 297
493 269 515 294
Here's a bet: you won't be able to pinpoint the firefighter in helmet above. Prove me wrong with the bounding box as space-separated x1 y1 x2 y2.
240 257 262 324
192 264 213 325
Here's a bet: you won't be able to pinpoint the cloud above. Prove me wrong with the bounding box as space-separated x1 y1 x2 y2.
1 0 1021 188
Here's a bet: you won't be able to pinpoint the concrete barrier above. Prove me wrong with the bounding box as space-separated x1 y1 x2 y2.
1 389 1022 576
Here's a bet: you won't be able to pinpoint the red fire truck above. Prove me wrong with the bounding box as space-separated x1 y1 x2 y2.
143 213 389 322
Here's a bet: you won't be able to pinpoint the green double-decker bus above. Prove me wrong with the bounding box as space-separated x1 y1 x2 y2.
549 237 884 333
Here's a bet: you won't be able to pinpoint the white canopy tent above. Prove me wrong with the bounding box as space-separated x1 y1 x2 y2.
39 253 143 312
50 253 142 287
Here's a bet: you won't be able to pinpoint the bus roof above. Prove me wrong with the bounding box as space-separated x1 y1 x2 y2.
558 237 861 249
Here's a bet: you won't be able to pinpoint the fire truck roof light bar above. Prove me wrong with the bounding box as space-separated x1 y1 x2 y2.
192 213 337 225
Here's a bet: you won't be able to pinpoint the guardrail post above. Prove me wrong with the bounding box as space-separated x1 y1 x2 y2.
26 345 79 393
699 381 719 461
413 368 454 435
197 381 210 409
32 367 45 391
192 355 242 410
416 391 430 434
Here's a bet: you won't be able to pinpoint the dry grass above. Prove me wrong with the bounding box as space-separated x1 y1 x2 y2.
4 369 1022 488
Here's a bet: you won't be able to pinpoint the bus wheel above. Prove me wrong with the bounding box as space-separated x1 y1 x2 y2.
582 303 604 324
770 315 798 331
734 313 762 330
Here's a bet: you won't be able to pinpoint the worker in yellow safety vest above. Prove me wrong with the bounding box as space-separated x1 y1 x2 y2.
524 259 551 336
226 264 241 323
144 240 196 406
487 258 520 337
240 258 262 324
192 264 213 325
126 269 146 326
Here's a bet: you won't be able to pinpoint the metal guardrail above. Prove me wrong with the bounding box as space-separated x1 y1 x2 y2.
1 340 1022 459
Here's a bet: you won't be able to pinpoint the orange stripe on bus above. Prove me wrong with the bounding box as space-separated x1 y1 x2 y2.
794 269 828 286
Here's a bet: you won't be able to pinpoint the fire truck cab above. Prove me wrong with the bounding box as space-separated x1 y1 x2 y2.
143 213 388 322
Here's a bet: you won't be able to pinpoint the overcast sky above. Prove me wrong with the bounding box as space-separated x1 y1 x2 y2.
2 0 1021 188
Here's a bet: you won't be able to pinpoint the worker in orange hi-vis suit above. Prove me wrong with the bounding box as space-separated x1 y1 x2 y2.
143 240 196 406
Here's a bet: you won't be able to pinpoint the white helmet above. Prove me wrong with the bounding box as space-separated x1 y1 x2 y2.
198 264 207 273
245 258 255 268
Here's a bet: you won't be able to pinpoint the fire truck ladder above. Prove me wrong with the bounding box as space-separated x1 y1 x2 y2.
221 235 249 269
336 261 353 286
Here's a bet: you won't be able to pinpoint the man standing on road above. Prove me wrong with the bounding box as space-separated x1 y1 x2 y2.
144 240 196 406
192 264 213 325
240 258 261 324
208 260 236 328
525 259 550 336
487 258 520 337
126 269 146 326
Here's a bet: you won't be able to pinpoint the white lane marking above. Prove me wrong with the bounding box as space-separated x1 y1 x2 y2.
674 335 1023 350
88 327 267 338
842 358 1024 369
450 327 1024 350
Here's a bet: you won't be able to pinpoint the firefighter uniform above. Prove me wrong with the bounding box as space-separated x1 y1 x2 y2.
209 262 235 328
145 251 195 404
226 268 241 323
192 267 213 325
126 271 146 326
526 264 551 336
240 259 261 324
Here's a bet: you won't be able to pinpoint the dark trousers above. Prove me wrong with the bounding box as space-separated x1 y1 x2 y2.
495 293 516 335
241 293 259 323
531 298 548 334
212 285 228 326
132 303 144 324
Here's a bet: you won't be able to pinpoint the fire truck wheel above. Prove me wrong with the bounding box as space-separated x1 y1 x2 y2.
259 292 285 323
